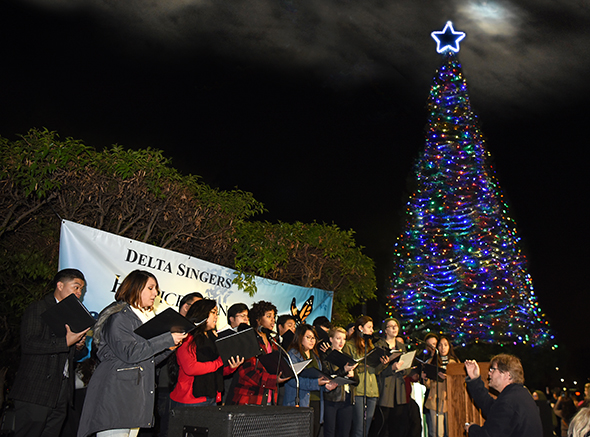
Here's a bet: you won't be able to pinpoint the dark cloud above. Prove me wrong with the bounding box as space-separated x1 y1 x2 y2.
16 0 589 116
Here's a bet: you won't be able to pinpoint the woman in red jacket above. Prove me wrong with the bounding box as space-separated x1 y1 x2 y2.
169 299 243 406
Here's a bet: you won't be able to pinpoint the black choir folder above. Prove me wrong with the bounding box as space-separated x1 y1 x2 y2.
326 347 387 369
134 307 197 339
258 351 311 378
41 293 96 336
215 328 263 366
298 366 359 386
325 349 356 368
417 359 446 381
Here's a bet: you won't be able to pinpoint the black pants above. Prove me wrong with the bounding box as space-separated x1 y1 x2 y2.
310 399 322 437
369 401 421 437
14 377 69 437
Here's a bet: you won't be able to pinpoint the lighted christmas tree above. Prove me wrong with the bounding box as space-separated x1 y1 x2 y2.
387 22 554 347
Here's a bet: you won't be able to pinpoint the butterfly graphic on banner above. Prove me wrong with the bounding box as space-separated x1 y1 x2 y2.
290 296 314 325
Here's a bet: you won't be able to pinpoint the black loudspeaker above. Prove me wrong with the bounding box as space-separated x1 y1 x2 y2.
168 405 313 437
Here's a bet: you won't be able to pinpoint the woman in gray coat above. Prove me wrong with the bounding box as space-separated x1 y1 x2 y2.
77 270 187 437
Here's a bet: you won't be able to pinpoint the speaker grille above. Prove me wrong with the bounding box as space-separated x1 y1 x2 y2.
169 405 313 437
230 411 311 436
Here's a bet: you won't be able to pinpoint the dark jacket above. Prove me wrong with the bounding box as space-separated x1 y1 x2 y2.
322 353 358 403
10 293 87 408
466 376 543 437
374 338 408 408
77 302 174 437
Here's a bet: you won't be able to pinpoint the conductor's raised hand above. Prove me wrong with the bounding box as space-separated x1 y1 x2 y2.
464 360 480 380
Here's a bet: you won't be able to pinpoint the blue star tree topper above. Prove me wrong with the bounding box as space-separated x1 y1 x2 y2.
431 21 466 53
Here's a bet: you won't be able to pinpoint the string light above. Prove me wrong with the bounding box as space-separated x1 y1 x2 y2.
387 49 554 347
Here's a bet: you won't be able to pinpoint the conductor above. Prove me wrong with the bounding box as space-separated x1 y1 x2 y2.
464 354 542 437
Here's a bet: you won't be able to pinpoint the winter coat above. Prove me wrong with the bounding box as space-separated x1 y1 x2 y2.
342 340 382 399
77 302 174 437
10 293 87 408
322 352 358 403
374 338 409 408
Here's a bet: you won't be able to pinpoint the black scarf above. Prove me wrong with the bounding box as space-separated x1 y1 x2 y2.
191 332 224 400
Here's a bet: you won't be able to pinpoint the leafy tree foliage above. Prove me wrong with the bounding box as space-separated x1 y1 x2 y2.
233 221 376 325
0 128 376 380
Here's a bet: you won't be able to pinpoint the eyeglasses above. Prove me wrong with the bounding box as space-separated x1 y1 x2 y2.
304 336 317 341
489 367 499 373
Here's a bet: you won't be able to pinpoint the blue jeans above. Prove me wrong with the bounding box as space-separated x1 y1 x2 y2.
424 408 435 437
170 397 216 408
351 396 377 437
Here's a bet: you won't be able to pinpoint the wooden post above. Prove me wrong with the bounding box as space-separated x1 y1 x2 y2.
445 362 493 437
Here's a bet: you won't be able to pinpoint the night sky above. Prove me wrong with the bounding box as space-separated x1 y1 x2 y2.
1 0 588 382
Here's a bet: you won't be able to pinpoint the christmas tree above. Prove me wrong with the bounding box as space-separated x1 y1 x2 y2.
387 22 554 347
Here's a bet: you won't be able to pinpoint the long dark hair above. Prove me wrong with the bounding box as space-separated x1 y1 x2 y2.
437 335 460 364
185 299 217 350
350 315 374 352
168 299 217 387
288 324 319 358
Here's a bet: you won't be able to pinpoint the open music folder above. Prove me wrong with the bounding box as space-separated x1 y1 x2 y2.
258 351 311 378
298 365 359 386
395 350 416 372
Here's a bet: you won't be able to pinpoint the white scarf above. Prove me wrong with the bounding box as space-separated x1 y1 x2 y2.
131 305 156 324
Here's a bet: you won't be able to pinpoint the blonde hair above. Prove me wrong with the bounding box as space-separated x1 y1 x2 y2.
329 326 347 338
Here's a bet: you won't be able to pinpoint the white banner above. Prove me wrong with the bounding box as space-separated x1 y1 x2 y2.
59 220 333 330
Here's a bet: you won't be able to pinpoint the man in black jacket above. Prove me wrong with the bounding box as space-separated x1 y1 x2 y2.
9 269 90 437
464 354 542 437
